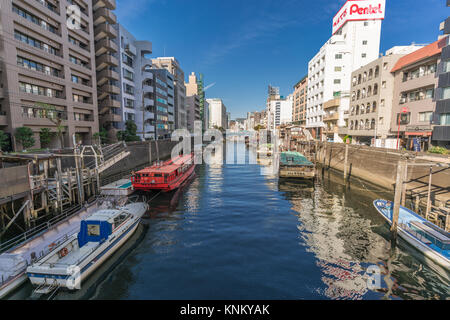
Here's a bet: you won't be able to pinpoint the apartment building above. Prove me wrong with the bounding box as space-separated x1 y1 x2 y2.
149 68 174 140
434 4 450 148
206 98 227 129
115 24 152 140
292 76 307 126
185 72 201 132
0 0 100 150
93 0 120 142
306 0 384 141
267 95 293 131
151 57 186 130
391 40 445 151
346 46 423 148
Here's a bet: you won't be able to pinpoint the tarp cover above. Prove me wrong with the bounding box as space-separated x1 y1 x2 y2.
280 152 314 166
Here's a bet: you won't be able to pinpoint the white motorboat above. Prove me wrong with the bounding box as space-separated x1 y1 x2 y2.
26 202 148 294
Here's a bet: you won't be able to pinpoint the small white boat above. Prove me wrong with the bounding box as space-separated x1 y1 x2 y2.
26 202 148 294
373 199 450 271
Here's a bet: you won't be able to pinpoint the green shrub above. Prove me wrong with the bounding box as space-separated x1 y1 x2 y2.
39 128 53 148
15 127 35 150
0 130 9 151
428 146 449 155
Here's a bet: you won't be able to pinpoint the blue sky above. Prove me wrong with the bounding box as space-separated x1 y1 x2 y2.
116 0 448 119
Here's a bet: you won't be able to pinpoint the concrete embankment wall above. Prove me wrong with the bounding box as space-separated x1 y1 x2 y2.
100 140 179 185
317 143 450 205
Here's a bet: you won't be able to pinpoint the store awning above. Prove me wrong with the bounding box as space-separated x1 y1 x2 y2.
405 132 432 137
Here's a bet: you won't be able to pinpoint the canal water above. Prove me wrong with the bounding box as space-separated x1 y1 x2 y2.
13 143 450 300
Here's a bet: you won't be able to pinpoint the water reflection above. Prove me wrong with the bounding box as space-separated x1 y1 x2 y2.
279 170 450 300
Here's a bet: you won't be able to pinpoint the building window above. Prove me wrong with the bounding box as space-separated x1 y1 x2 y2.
419 112 433 123
364 21 369 26
362 40 368 45
335 66 342 72
334 79 341 84
442 87 450 100
440 113 450 125
335 54 343 60
397 112 411 125
362 53 367 58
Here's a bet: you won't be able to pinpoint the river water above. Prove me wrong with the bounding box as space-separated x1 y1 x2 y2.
13 143 450 300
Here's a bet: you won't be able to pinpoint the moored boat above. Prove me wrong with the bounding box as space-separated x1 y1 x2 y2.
26 202 148 294
131 154 195 193
373 199 450 271
279 151 315 179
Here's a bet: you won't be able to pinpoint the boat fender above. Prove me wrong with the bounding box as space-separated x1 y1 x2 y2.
59 247 69 258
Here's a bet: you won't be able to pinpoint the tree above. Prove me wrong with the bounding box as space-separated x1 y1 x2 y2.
39 128 53 148
117 121 141 142
36 103 66 148
0 130 9 151
15 127 35 150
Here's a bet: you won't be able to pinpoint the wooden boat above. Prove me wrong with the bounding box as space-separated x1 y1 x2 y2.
131 154 195 193
373 199 450 271
279 151 315 179
27 202 148 294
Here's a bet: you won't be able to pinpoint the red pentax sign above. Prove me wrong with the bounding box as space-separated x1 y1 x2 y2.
333 0 386 34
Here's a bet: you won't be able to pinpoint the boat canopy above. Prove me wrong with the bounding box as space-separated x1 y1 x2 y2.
77 210 120 248
280 152 313 166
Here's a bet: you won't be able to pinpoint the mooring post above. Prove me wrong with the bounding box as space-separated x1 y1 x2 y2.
425 166 433 221
343 144 349 181
392 160 406 233
401 162 408 207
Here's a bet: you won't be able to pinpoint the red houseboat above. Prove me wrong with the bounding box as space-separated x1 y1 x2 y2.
131 154 195 192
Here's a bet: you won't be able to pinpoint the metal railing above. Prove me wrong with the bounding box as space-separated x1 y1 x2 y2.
0 200 96 254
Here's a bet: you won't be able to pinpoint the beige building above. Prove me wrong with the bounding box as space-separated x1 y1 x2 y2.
391 40 444 151
185 72 201 132
151 57 187 130
346 53 407 148
292 76 307 126
0 0 103 150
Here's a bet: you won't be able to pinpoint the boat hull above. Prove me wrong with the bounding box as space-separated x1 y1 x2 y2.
27 219 140 290
279 167 315 179
373 200 450 271
0 273 27 299
133 164 196 193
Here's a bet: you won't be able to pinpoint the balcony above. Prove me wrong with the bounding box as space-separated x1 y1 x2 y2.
94 23 118 41
96 54 119 71
97 69 119 84
99 97 121 110
143 84 153 93
323 98 340 110
93 0 117 10
144 98 155 107
145 124 155 133
145 111 155 119
0 88 4 99
142 70 153 79
95 38 118 55
98 83 120 99
323 113 339 122
94 8 117 26
102 113 122 123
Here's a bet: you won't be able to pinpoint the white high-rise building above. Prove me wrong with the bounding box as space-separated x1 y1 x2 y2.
267 95 293 131
206 98 227 129
306 0 385 142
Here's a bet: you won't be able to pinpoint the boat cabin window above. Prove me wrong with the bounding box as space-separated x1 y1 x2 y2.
113 214 129 230
87 224 100 237
154 174 162 177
